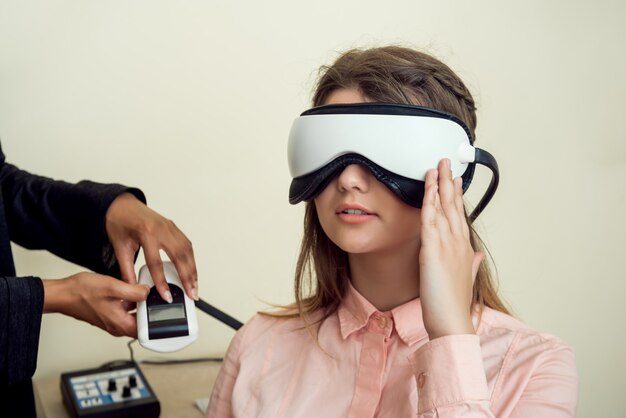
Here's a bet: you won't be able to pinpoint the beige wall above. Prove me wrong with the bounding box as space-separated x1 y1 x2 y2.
1 0 624 416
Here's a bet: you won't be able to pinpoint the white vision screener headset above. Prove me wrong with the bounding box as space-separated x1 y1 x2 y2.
288 103 499 221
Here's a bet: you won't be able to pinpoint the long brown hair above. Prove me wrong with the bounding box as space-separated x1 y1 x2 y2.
281 46 509 327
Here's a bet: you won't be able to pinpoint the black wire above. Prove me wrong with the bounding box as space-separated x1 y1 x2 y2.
99 359 136 369
128 339 136 363
126 338 224 365
195 298 243 330
470 148 500 222
140 357 224 365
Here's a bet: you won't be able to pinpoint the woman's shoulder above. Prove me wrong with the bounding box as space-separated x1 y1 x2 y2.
235 309 324 347
241 310 302 333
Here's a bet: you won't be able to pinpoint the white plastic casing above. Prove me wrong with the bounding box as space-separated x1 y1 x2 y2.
288 114 476 180
137 261 198 352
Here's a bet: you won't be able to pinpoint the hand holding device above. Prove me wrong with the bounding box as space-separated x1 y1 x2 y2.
105 192 198 302
137 261 198 352
419 159 483 340
43 272 149 338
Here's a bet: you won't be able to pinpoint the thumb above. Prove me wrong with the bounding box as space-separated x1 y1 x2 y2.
471 251 485 284
109 280 150 303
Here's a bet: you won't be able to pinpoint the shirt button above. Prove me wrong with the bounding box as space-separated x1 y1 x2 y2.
378 316 387 328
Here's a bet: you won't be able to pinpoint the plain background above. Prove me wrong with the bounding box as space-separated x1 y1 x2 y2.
1 1 624 416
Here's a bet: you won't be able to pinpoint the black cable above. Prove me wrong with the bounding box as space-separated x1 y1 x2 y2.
195 298 243 330
469 148 500 222
127 339 136 363
126 338 224 366
140 357 224 365
100 359 136 369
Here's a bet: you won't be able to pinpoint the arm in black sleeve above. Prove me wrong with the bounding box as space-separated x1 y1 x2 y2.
0 145 147 412
0 161 146 277
0 276 43 385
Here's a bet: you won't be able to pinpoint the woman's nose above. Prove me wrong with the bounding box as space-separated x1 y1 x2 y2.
336 164 371 193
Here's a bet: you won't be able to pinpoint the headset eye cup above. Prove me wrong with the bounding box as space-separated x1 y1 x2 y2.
287 103 498 221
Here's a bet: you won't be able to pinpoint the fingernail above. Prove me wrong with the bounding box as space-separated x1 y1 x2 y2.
444 158 450 168
164 290 173 303
192 287 199 301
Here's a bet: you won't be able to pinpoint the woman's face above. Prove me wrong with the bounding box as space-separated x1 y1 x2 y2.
313 88 422 256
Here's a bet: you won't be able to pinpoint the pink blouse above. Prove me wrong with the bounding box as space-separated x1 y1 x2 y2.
206 284 577 417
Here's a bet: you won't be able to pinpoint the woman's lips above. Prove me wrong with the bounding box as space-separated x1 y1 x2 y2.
336 203 377 223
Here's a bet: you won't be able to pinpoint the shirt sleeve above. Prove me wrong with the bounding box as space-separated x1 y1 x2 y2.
0 148 145 384
412 334 494 417
0 275 44 385
0 160 145 276
411 333 578 417
205 322 246 418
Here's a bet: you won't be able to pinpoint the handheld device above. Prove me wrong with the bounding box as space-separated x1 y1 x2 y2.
60 361 159 418
137 261 198 352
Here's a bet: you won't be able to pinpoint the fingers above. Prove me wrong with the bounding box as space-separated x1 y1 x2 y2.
436 159 465 237
107 308 139 338
104 281 146 338
418 161 479 339
171 257 198 301
454 176 470 239
420 168 440 239
142 232 198 302
142 241 172 303
421 159 467 237
113 243 139 284
159 224 198 301
106 193 198 302
121 299 137 312
121 318 138 339
122 313 138 338
107 279 150 303
61 273 144 338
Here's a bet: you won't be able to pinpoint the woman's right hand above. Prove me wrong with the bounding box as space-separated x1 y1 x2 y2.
418 159 484 340
42 272 150 338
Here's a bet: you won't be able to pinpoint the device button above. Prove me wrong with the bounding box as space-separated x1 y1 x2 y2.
129 375 137 388
107 378 117 392
122 385 132 398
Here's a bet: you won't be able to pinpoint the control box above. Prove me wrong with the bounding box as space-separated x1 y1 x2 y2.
60 361 160 418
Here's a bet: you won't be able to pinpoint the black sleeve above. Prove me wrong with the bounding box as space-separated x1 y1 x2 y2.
0 146 145 387
0 275 43 385
0 162 146 277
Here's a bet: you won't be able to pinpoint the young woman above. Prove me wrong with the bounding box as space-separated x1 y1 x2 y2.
206 46 578 417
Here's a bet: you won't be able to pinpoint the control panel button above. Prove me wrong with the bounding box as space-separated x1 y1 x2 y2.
107 378 117 392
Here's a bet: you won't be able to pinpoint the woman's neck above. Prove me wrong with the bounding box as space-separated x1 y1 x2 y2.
348 244 420 312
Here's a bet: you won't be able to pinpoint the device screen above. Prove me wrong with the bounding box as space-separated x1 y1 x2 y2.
148 304 187 322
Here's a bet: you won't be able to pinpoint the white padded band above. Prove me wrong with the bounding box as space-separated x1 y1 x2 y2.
288 113 475 181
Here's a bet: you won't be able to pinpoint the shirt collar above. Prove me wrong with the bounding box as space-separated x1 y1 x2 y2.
338 282 428 346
